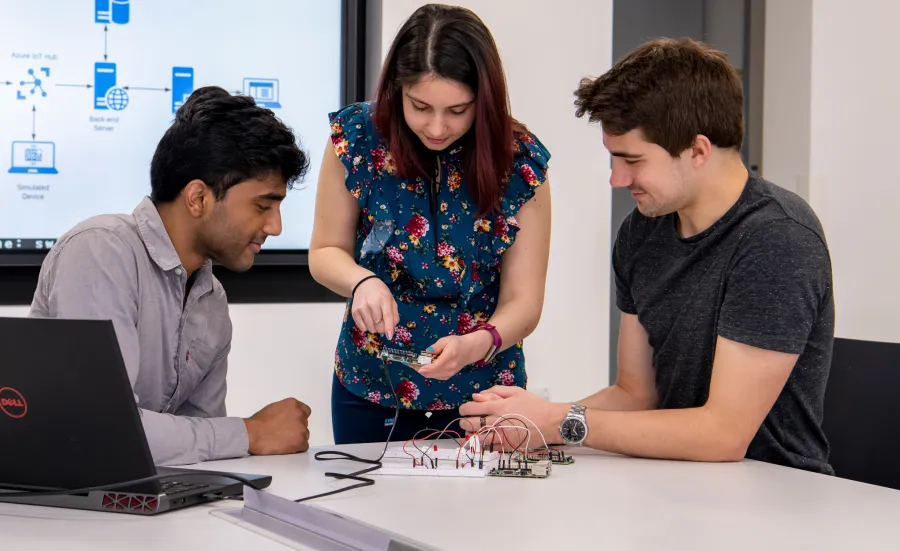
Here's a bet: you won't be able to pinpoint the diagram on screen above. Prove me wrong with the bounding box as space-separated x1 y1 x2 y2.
18 68 49 99
93 62 127 110
243 78 281 109
7 67 55 175
9 141 58 175
94 0 130 25
4 0 284 179
172 67 194 113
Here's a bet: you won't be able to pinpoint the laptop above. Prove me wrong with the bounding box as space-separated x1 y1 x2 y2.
8 140 58 174
0 317 272 515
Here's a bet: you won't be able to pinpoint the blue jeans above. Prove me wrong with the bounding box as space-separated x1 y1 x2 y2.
330 372 468 445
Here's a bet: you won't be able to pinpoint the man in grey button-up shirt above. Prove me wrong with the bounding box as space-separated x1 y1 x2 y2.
29 86 312 466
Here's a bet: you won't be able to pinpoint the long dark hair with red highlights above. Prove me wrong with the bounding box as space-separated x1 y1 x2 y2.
372 4 525 217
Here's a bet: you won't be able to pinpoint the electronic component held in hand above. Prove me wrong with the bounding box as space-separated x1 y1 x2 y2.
380 347 436 366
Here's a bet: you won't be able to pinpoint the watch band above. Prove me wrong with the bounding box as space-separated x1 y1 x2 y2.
474 323 501 366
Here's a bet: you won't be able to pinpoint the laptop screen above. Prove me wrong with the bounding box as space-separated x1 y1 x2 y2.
0 317 159 492
10 141 56 173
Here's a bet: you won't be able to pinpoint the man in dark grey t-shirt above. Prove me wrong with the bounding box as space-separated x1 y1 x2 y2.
459 38 834 474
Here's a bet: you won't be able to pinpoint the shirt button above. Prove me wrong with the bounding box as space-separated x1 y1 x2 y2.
174 268 183 276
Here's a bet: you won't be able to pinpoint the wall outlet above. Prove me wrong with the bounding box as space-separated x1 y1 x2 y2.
530 386 550 401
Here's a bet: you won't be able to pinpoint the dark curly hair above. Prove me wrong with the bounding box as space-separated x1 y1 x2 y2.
150 86 309 202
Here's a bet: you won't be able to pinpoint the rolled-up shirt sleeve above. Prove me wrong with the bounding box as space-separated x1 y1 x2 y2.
31 229 249 465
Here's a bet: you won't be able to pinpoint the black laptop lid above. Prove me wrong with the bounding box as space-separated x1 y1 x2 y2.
0 317 157 491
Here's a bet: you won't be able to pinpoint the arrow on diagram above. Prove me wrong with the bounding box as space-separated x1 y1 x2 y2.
2 81 12 86
55 83 93 88
32 105 36 139
123 86 171 92
104 25 108 60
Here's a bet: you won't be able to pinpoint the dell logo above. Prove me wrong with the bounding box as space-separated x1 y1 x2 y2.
0 387 27 419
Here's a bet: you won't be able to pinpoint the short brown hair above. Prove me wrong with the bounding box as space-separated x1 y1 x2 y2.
574 38 744 156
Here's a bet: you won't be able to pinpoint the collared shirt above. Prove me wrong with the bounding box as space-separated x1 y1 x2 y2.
29 197 248 465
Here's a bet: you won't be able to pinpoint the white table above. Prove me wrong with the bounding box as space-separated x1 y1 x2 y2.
3 443 900 550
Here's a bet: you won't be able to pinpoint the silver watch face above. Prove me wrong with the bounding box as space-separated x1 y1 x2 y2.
561 418 586 442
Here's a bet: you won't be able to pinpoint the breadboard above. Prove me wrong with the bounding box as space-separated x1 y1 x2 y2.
381 448 500 462
374 465 492 478
374 444 501 478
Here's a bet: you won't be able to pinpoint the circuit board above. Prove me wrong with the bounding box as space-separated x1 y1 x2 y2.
380 347 436 366
519 449 575 465
488 458 552 478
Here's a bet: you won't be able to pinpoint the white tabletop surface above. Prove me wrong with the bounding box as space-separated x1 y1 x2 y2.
3 443 900 550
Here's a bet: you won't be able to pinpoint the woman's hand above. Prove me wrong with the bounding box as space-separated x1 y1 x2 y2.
351 276 399 340
416 331 494 380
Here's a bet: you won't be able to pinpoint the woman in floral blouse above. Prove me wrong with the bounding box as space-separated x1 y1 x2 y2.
309 4 552 444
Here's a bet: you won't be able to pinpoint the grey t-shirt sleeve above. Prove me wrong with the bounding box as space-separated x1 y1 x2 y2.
612 217 638 315
717 220 832 354
37 229 248 465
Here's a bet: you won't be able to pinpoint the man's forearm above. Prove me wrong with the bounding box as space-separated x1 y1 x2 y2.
577 384 656 411
581 406 747 462
140 409 249 466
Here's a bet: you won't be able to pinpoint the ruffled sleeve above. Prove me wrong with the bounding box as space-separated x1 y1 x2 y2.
489 132 551 256
328 102 376 208
462 132 551 301
501 132 551 217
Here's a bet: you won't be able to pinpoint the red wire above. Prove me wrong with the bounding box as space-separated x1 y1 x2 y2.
402 429 464 465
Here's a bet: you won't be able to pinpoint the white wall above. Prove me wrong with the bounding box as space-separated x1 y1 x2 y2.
761 0 813 197
807 1 900 343
2 2 615 447
225 302 347 442
763 0 900 344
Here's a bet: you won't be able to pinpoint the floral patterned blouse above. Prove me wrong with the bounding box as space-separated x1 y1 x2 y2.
329 101 550 410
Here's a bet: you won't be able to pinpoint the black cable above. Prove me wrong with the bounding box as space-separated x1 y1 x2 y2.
293 362 402 503
0 472 265 500
410 428 449 467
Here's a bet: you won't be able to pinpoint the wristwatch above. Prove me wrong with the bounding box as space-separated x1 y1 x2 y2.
559 404 588 446
473 323 501 367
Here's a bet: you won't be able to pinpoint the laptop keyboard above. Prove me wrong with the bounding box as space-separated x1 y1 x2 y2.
159 480 208 495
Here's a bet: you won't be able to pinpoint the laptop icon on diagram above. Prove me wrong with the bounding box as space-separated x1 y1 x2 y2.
9 141 58 175
243 78 281 109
